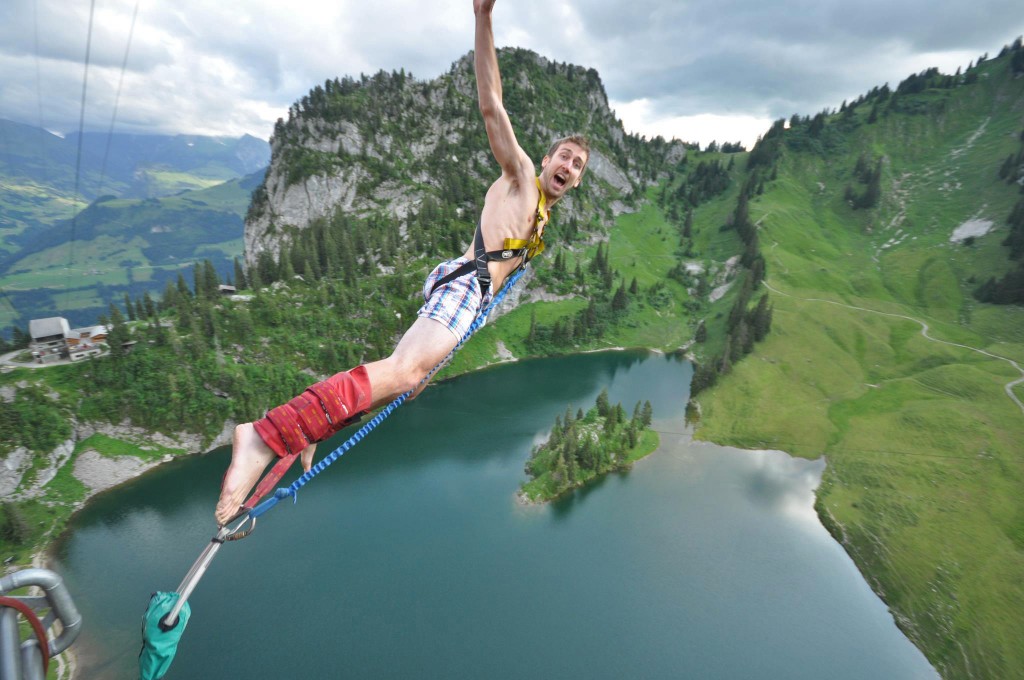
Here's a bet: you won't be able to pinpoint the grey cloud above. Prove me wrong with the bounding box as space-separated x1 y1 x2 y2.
1 0 1022 142
560 0 1023 125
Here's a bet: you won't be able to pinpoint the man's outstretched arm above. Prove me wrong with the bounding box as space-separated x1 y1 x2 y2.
474 0 530 178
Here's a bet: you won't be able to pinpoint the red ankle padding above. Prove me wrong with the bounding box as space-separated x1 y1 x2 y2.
253 366 372 457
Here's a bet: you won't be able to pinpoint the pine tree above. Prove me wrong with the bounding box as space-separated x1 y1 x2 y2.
641 400 653 427
161 280 178 311
176 273 191 299
612 282 628 311
234 257 248 290
141 292 155 320
124 293 136 321
193 265 204 299
596 388 610 418
202 260 220 298
589 243 605 275
751 294 773 341
106 304 129 361
695 320 707 343
0 503 31 545
690 362 718 396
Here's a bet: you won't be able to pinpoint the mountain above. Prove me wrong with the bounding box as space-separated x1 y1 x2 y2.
0 123 270 328
0 120 269 204
0 169 263 328
244 49 684 270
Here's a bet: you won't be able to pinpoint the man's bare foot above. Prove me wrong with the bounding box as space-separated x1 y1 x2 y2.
215 423 276 525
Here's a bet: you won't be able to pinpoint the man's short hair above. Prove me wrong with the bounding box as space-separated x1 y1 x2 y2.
546 134 590 169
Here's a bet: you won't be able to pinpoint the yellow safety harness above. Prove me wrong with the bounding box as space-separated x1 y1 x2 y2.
499 177 549 261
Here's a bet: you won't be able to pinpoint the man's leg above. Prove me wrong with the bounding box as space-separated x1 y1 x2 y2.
215 317 459 524
362 316 461 407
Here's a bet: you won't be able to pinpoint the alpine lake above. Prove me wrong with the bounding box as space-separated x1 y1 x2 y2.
51 350 937 679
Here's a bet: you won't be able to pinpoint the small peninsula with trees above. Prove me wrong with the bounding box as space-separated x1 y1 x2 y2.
520 389 658 503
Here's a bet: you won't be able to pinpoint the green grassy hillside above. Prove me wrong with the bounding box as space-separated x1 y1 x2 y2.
695 53 1024 679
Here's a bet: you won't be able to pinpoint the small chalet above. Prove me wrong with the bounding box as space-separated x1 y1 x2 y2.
66 325 109 345
28 318 111 363
28 317 71 363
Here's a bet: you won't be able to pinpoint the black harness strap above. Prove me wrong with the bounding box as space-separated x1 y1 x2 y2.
430 222 529 297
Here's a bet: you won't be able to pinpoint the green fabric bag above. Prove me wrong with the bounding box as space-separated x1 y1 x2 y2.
139 591 191 680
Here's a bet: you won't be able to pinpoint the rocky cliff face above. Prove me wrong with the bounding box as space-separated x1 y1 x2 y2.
244 49 685 268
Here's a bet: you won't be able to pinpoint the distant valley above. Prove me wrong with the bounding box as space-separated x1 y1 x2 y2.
0 121 268 328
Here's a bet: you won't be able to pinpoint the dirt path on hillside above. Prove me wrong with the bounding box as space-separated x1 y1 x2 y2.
762 280 1024 416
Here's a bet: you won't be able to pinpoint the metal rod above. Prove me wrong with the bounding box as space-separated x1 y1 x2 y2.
160 539 222 628
20 640 44 680
0 607 22 680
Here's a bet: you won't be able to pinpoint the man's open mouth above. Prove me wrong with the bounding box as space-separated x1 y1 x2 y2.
553 173 567 189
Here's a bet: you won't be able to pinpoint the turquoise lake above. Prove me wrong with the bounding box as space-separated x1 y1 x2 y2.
52 351 937 678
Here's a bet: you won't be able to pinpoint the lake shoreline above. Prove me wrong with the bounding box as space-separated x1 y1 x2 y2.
33 349 680 679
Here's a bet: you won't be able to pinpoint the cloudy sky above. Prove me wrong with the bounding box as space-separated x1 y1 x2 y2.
1 0 1022 149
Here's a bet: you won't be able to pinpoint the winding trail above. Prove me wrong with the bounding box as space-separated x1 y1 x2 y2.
762 280 1024 416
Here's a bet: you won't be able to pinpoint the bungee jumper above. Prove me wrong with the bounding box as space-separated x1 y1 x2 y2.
213 0 588 528
142 1 589 676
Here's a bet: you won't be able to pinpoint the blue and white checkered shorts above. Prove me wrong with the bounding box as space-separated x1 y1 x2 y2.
417 257 492 340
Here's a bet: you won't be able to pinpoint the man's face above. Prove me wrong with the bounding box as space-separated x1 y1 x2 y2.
540 141 588 199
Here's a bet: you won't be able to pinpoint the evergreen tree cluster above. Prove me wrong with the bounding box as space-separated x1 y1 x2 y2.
670 158 732 209
974 197 1024 304
997 126 1024 188
521 389 654 501
0 503 31 547
726 180 767 287
719 142 747 153
0 384 71 455
690 290 773 397
525 242 652 352
844 153 884 210
747 119 786 172
68 251 425 437
996 36 1024 75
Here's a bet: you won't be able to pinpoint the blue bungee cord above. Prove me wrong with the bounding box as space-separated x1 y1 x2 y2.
246 266 528 519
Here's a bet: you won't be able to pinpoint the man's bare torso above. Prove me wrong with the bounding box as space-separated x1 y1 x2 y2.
462 167 540 292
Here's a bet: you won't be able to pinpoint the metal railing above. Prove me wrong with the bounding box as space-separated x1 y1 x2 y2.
0 569 82 680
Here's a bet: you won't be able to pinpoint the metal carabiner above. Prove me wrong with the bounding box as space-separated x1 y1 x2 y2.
221 512 256 542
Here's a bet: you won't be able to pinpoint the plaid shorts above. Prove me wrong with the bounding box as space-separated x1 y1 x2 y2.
418 257 492 340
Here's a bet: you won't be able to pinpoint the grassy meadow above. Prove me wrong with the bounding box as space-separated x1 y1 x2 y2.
695 58 1024 678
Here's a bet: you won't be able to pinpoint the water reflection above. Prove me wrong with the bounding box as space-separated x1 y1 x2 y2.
548 469 625 520
741 450 827 530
